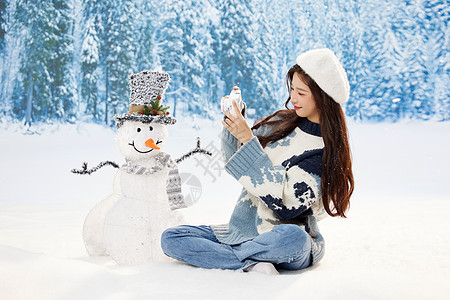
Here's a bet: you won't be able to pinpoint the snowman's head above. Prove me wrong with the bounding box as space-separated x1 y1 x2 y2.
117 121 168 160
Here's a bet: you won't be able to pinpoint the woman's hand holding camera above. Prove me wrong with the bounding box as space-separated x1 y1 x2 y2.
221 87 254 145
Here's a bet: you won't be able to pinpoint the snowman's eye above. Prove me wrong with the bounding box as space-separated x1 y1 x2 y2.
149 126 153 131
137 128 141 132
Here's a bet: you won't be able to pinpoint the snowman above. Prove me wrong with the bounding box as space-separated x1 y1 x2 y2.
76 70 208 265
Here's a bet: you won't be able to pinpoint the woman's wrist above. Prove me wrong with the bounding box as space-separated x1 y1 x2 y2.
240 133 254 145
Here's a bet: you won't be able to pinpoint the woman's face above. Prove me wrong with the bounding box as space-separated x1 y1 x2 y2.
290 73 319 124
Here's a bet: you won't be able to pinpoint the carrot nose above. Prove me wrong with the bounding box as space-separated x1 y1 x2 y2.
145 138 160 150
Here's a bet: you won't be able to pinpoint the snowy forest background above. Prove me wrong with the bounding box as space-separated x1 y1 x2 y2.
0 0 449 126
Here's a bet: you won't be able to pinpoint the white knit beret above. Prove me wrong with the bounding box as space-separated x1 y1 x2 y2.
296 48 350 104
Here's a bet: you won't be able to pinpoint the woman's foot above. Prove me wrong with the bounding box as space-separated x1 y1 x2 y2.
245 262 279 275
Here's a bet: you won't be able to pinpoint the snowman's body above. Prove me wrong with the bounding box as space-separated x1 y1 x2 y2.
83 121 184 265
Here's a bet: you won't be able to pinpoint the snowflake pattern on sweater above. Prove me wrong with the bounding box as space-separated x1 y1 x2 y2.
211 117 326 265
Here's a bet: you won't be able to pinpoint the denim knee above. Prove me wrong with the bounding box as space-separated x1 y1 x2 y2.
161 225 212 257
272 224 312 254
160 227 179 257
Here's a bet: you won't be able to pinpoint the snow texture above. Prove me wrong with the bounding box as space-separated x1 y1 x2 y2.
0 117 449 299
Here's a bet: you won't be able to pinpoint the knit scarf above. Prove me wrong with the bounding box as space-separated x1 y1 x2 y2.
121 153 187 210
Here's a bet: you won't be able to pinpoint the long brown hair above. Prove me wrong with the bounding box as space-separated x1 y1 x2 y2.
252 65 354 218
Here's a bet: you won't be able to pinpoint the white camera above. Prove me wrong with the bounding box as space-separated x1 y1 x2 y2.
221 87 244 118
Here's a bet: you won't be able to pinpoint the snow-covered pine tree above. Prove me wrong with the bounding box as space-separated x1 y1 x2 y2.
80 0 102 121
0 0 5 52
81 19 100 121
97 0 135 126
189 0 220 119
249 0 280 118
422 0 450 121
14 0 74 125
0 0 7 117
350 0 405 121
335 0 366 120
71 0 86 121
50 0 75 123
395 0 432 121
201 5 223 118
2 0 25 121
297 0 327 51
177 0 206 116
340 0 378 121
378 3 408 121
218 0 256 110
133 0 158 71
14 0 51 125
268 0 329 114
155 0 187 117
264 0 296 110
323 0 362 117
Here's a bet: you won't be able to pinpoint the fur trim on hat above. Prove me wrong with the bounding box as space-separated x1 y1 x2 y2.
296 48 350 104
114 113 177 129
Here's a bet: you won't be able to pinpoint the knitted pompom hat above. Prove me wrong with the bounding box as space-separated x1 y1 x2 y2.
296 48 350 104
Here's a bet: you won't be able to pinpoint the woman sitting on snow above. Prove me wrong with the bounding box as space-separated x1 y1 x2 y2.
161 48 355 275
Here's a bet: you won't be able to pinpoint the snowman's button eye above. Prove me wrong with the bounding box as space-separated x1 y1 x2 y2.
137 128 141 132
149 126 153 131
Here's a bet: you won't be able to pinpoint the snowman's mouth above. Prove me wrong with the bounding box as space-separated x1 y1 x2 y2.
128 140 162 153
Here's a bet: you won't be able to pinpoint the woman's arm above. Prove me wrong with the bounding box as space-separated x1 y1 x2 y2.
221 99 253 162
221 124 240 163
225 136 323 220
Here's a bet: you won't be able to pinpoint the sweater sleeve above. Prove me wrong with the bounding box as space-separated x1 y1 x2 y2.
221 125 240 163
220 116 269 163
224 136 323 220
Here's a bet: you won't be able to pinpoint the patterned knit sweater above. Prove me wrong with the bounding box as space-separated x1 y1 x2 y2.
211 117 326 265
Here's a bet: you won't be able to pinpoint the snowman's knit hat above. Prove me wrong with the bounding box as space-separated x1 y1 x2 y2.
129 70 170 106
114 70 177 128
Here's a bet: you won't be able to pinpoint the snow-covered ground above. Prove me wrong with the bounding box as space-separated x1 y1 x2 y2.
0 117 449 300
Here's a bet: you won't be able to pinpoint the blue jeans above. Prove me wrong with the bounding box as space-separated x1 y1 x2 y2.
161 224 313 271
